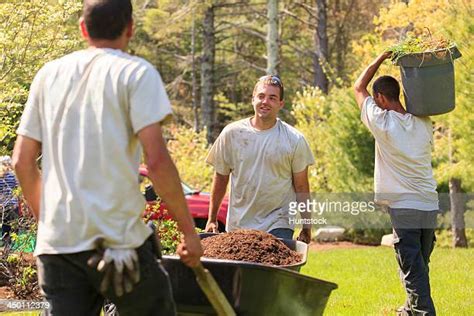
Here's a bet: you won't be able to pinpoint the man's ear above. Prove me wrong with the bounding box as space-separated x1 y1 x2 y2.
126 19 133 38
279 100 284 109
79 17 89 39
379 94 389 106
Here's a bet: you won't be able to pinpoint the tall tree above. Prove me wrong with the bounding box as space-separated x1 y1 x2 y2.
449 178 467 247
266 0 279 75
191 11 200 132
314 0 329 93
201 4 216 144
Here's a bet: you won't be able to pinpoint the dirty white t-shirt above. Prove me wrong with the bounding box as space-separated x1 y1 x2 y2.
206 118 315 232
361 96 438 210
17 48 172 255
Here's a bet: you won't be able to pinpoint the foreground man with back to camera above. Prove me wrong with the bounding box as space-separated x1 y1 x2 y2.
13 0 202 315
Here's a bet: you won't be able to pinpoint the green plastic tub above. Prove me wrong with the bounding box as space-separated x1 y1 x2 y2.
396 46 462 116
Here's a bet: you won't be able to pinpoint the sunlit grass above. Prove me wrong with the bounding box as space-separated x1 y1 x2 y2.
302 246 474 315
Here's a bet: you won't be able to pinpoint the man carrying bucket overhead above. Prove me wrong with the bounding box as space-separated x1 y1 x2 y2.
354 52 438 316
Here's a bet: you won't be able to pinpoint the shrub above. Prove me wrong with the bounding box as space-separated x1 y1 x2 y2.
166 124 213 192
292 86 375 193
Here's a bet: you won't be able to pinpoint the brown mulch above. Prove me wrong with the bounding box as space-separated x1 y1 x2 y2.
201 229 302 266
0 286 14 299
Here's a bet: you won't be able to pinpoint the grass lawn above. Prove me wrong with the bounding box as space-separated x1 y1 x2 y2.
1 246 472 315
302 246 474 315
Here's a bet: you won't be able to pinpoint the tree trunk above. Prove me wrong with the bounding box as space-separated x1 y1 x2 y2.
334 0 345 80
313 0 328 94
449 178 468 248
266 0 279 75
191 11 199 132
201 5 216 144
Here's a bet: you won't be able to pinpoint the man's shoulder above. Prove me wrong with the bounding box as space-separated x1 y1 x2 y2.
222 118 251 133
278 119 306 140
48 49 156 72
115 52 156 71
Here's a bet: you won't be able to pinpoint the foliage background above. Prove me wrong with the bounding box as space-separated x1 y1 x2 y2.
1 0 472 241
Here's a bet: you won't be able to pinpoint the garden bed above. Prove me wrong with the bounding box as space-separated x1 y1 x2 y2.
0 250 40 301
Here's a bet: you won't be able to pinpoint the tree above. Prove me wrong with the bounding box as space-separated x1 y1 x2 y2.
201 4 216 143
266 0 279 75
313 0 329 93
0 0 82 155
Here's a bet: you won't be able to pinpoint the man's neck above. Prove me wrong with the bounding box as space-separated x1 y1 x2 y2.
88 39 126 51
250 116 277 131
386 101 407 115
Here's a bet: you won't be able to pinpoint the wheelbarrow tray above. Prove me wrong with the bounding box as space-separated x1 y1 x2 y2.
198 233 308 271
161 255 337 316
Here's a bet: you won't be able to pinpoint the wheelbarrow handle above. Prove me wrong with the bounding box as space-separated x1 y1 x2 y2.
148 222 234 315
192 262 236 316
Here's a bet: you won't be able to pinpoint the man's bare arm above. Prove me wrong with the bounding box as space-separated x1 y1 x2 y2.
354 52 391 109
205 172 229 233
12 136 42 219
137 123 202 266
293 167 312 244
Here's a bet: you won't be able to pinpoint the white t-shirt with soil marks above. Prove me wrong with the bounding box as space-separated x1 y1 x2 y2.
361 96 438 211
207 118 315 232
17 48 172 255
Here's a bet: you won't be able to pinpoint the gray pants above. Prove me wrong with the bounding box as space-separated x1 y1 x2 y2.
37 237 176 316
389 208 437 316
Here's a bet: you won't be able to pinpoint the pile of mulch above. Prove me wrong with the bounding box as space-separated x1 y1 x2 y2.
201 229 302 266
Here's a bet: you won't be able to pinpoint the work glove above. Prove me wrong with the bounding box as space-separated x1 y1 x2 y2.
88 243 141 297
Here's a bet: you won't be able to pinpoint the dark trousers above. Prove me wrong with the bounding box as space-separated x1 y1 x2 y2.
389 208 437 316
269 228 294 240
37 237 176 316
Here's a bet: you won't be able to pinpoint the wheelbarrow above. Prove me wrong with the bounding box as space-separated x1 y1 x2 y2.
161 236 337 316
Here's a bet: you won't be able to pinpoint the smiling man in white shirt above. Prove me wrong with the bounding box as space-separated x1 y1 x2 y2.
205 75 314 244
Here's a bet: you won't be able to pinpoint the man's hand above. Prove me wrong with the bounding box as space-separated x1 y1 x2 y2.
354 51 393 109
177 233 203 268
205 220 219 233
380 51 392 61
207 172 229 233
88 246 140 297
297 228 312 244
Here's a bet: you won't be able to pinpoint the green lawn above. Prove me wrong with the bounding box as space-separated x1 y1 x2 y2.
302 246 474 315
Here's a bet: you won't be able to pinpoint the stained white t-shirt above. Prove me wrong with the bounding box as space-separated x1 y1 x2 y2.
206 118 315 232
361 96 438 210
17 48 172 255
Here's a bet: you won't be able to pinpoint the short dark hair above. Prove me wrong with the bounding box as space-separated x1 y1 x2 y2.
253 75 284 100
83 0 132 40
372 76 400 101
